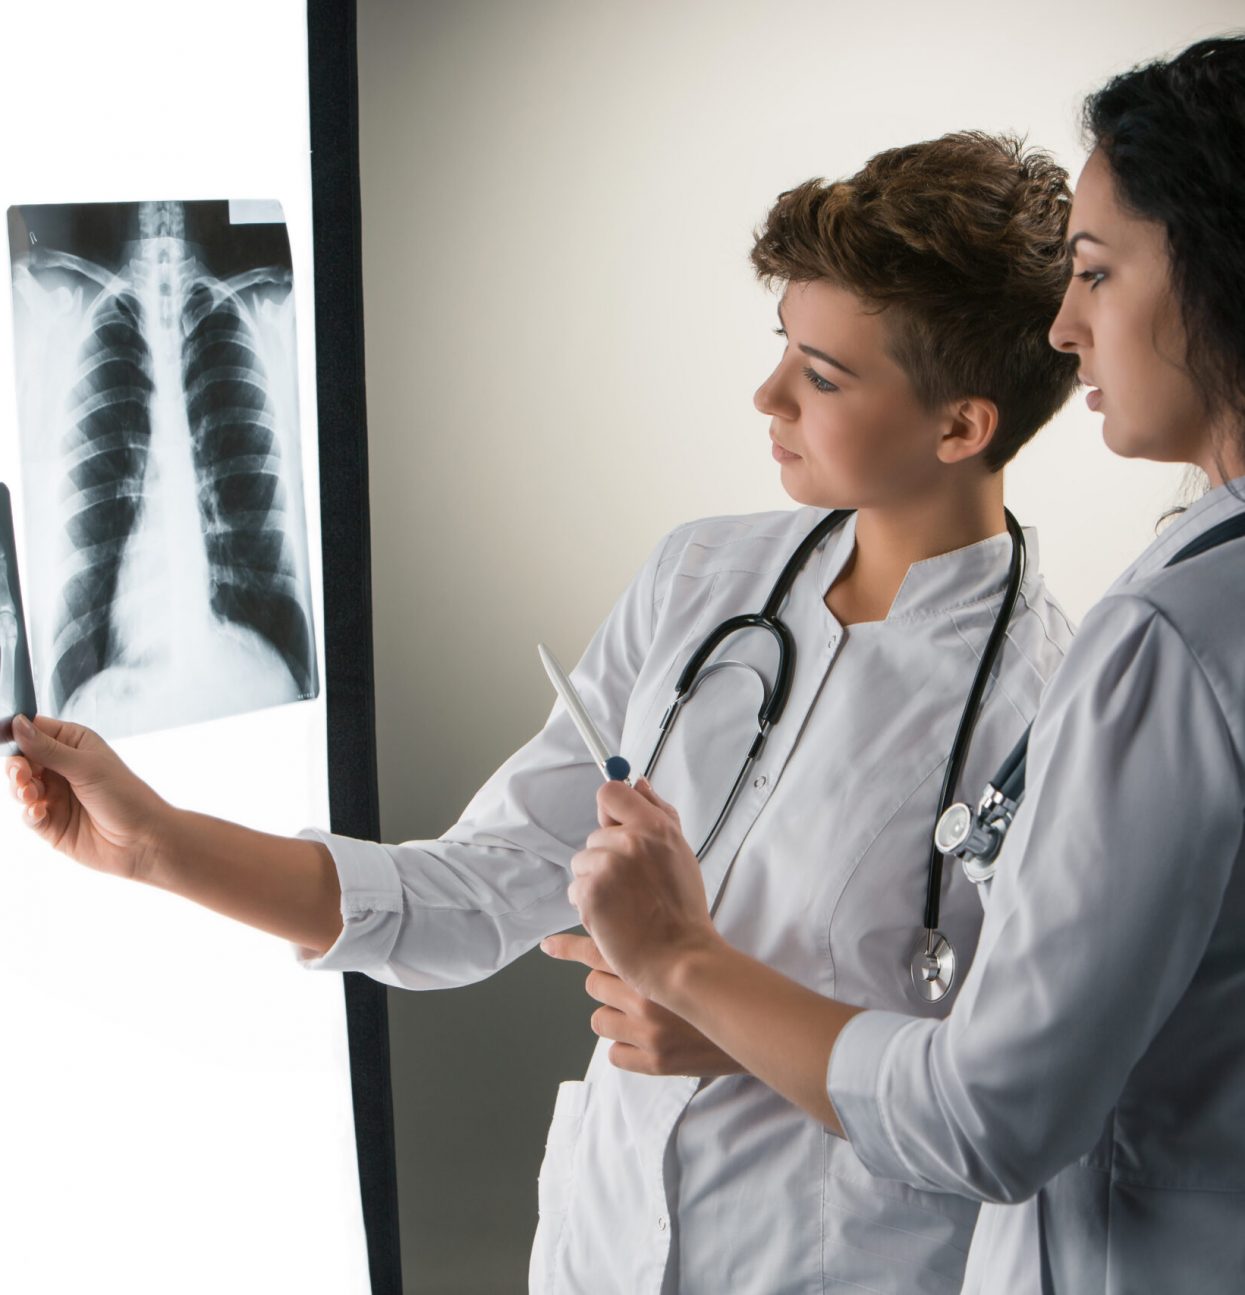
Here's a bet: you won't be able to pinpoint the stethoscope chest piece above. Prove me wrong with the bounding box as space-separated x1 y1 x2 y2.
909 930 956 1002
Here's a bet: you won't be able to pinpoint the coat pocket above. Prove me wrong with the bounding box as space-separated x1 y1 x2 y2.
529 1080 591 1293
822 1134 978 1294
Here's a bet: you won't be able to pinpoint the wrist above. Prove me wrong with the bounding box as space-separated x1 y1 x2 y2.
133 796 181 889
648 926 731 1017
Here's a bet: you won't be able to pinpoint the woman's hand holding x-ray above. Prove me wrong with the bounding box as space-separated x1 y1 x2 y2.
4 712 343 950
4 714 168 881
561 778 725 1006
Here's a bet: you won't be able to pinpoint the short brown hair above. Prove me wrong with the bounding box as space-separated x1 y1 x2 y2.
750 131 1079 470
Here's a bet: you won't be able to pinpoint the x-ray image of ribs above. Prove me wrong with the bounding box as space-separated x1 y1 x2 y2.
54 276 154 709
18 200 316 731
180 276 316 699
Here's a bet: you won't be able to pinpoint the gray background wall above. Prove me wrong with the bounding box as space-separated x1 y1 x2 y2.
354 3 1240 1290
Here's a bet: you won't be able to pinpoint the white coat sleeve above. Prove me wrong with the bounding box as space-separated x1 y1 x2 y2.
293 528 676 989
826 594 1245 1203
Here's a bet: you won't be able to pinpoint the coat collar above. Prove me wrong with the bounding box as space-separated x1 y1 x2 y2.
810 509 1040 623
1108 473 1245 593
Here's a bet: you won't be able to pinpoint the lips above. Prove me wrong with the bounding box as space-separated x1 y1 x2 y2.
1086 388 1102 412
770 433 801 462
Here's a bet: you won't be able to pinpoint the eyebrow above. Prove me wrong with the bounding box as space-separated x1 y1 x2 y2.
1067 231 1107 256
776 299 862 380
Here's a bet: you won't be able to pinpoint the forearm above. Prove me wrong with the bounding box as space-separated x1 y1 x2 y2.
653 936 863 1133
141 805 343 954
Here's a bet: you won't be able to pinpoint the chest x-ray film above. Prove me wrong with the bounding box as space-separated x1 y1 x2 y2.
0 3 375 1292
0 482 37 753
7 199 319 740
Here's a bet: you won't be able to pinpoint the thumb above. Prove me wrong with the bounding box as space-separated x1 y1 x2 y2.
12 714 96 779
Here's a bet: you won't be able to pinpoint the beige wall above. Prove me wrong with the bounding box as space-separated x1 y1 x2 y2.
356 3 1241 1288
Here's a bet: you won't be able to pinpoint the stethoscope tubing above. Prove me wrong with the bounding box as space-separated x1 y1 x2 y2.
642 507 1028 990
921 509 1026 931
642 509 852 858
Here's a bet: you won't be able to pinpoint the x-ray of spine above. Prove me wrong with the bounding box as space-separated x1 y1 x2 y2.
6 199 319 740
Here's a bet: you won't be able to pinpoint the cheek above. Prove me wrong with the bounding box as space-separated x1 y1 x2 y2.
795 410 894 504
1101 341 1203 459
785 393 937 508
1099 292 1204 447
776 408 876 508
803 406 869 464
806 402 915 474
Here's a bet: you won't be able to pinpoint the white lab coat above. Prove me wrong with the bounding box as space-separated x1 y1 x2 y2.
828 478 1245 1293
299 507 1073 1294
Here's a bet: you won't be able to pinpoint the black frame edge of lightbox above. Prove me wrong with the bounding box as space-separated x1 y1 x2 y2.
307 2 403 1292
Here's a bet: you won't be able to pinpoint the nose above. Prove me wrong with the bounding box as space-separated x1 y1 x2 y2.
1047 279 1088 356
754 361 798 421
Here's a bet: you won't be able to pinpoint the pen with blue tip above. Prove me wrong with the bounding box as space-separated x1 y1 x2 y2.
537 644 632 784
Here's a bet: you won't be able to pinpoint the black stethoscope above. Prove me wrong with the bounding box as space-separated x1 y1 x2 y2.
935 507 1245 886
642 507 1028 1003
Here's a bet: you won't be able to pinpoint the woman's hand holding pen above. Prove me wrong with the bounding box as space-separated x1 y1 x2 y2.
4 713 169 882
557 775 857 1131
559 777 725 1007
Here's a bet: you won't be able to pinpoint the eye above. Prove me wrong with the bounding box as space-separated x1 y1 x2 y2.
1074 269 1106 291
773 326 786 338
802 366 838 394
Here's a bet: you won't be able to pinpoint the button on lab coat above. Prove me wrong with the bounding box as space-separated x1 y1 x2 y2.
298 508 1073 1294
829 479 1245 1293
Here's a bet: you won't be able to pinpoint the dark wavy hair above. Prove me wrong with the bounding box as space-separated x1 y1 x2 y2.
749 131 1080 471
1083 34 1245 454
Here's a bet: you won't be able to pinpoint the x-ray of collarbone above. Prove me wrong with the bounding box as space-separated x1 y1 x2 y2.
8 199 320 741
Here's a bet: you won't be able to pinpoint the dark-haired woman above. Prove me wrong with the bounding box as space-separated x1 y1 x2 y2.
564 34 1245 1294
6 133 1079 1292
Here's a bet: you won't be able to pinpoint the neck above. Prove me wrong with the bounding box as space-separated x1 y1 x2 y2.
1189 408 1245 487
1197 447 1245 491
825 473 1007 625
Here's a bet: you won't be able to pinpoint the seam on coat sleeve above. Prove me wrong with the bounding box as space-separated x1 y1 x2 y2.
1124 594 1245 789
650 522 684 637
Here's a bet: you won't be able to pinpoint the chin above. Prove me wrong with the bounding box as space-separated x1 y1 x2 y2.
1102 413 1199 467
782 482 852 510
778 466 859 511
1101 426 1138 459
1100 415 1150 461
777 468 816 508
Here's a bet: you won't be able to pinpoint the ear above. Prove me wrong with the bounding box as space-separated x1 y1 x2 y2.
936 397 999 466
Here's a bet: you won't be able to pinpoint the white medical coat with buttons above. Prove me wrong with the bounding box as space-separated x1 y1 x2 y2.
829 479 1245 1293
298 507 1073 1294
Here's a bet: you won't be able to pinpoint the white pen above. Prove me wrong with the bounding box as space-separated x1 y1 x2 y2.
537 643 632 783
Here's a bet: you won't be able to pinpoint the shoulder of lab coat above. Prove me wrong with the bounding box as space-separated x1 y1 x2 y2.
290 507 810 987
827 577 1245 1203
